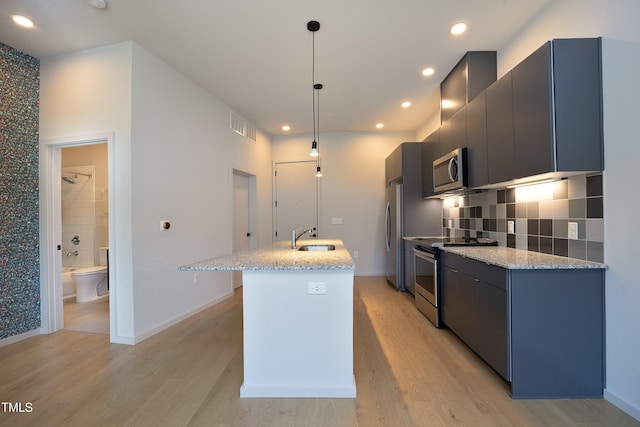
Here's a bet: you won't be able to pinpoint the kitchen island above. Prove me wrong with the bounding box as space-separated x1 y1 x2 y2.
180 239 356 398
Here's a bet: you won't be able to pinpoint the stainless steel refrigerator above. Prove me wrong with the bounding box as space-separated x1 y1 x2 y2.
385 143 441 292
385 184 402 288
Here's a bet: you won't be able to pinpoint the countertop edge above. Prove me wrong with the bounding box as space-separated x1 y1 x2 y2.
179 239 356 271
440 246 607 270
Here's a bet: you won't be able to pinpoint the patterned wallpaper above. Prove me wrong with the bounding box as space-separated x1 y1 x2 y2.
0 42 40 339
442 173 604 263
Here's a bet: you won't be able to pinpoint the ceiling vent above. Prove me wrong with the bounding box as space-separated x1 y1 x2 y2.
230 111 257 142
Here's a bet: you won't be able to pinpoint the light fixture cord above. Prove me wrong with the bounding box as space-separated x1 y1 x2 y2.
312 30 317 143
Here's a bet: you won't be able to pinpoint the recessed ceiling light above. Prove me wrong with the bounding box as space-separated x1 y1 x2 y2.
376 123 384 129
87 0 107 9
12 15 34 28
422 67 435 77
450 22 467 35
282 125 291 132
401 101 411 108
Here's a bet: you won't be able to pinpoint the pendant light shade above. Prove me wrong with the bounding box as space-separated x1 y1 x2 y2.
310 140 319 157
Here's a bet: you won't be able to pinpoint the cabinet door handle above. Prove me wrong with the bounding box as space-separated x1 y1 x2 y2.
450 269 459 274
474 278 480 282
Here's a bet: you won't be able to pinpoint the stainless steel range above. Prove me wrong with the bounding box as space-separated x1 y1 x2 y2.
411 237 498 327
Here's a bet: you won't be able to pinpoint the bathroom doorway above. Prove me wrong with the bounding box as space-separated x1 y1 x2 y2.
61 145 109 334
43 133 116 340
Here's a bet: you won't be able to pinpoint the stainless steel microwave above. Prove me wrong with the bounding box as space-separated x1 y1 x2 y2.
433 147 467 192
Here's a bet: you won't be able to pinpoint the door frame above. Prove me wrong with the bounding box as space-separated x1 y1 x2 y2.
230 168 257 289
41 132 116 340
230 167 257 252
272 160 321 242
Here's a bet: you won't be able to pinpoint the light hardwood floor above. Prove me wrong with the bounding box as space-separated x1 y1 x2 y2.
63 296 109 335
0 277 637 426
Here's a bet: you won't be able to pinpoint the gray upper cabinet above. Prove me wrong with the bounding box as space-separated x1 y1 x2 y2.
466 92 489 188
441 51 497 124
423 38 602 195
385 144 403 186
485 72 515 184
509 38 603 180
421 130 439 198
450 106 467 152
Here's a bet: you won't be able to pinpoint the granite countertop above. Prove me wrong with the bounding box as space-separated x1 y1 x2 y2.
179 239 355 271
441 246 606 270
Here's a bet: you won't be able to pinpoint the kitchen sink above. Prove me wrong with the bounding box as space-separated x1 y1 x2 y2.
298 244 336 252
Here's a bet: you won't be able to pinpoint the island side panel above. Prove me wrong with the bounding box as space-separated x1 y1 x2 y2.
510 268 605 398
240 269 356 398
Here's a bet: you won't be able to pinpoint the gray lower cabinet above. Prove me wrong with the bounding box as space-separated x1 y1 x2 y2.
440 251 604 398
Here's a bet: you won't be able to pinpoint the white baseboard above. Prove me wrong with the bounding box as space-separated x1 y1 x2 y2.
131 290 234 344
604 388 640 422
0 328 42 348
240 376 357 398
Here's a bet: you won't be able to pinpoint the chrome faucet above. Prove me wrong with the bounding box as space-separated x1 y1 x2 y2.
66 250 79 257
291 227 316 249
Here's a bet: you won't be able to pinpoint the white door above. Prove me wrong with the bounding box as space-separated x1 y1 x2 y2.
233 171 252 288
274 161 319 242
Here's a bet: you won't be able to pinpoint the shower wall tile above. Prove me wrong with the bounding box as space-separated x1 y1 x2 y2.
0 43 40 340
442 173 605 263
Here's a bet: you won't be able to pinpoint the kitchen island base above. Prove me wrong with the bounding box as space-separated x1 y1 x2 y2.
240 269 356 398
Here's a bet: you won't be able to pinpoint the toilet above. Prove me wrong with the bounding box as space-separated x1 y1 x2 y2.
71 266 108 303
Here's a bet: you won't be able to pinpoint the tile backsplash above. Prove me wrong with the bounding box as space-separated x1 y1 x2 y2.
442 173 604 262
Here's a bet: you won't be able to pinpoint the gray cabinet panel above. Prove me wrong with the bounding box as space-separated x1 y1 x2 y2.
441 51 497 123
421 130 439 198
441 265 477 349
485 72 514 184
553 38 604 171
450 106 467 151
466 92 489 188
510 269 604 398
477 280 509 380
512 42 554 178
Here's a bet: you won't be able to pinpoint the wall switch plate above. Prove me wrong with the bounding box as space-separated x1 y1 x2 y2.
193 272 200 284
308 282 326 295
507 220 515 234
353 251 359 258
568 222 578 240
331 217 343 225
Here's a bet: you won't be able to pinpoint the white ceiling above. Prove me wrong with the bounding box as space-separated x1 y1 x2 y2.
0 0 551 136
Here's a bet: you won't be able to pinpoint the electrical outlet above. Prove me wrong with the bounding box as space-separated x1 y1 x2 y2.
308 282 326 295
568 222 578 240
353 251 359 258
193 272 200 284
507 220 515 234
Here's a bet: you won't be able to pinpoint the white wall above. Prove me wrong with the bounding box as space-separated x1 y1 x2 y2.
40 42 136 342
40 42 273 344
129 44 273 339
416 0 640 418
272 131 413 275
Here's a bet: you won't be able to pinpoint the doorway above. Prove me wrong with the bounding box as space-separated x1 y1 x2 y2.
61 145 109 334
43 133 115 340
232 169 257 288
273 161 319 242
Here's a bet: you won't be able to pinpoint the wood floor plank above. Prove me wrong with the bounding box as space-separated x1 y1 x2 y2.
0 276 637 426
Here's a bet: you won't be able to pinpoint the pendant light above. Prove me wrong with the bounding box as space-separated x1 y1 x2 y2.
308 20 320 158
